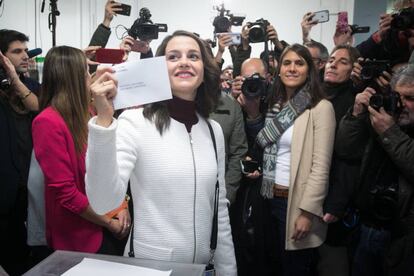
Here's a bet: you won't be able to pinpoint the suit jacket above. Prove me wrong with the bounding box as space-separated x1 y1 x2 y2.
286 99 336 250
32 107 102 252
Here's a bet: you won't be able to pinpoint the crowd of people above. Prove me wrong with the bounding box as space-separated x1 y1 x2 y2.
1 0 414 275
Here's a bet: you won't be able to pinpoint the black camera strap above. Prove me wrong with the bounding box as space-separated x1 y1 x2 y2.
206 120 219 273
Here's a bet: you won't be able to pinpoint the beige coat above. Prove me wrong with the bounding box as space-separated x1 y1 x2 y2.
285 99 336 250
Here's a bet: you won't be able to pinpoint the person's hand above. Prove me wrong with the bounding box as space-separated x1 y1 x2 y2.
241 24 250 50
243 156 262 179
301 12 317 43
83 46 101 66
292 210 313 241
114 208 131 239
377 13 393 41
323 213 339 224
266 24 279 45
0 50 19 84
375 71 392 89
237 93 261 120
231 75 244 98
106 218 122 236
350 58 363 86
352 87 376 117
90 71 118 127
368 106 395 135
103 0 122 27
333 25 354 46
119 36 135 61
217 33 233 53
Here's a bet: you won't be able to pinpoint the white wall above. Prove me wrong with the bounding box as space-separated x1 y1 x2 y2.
0 0 354 65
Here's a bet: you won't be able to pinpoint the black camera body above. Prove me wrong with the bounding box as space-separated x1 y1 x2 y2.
369 87 402 116
128 8 168 41
369 183 398 222
212 4 245 33
360 60 390 81
0 66 11 90
391 6 414 30
247 19 269 43
350 24 370 35
241 73 267 99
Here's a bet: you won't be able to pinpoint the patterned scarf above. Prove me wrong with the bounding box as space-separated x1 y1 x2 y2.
256 85 312 198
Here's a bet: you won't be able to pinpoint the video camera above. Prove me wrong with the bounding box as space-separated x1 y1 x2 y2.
128 7 168 41
350 24 370 35
391 6 414 30
212 4 245 34
241 73 267 98
247 19 269 43
0 66 11 90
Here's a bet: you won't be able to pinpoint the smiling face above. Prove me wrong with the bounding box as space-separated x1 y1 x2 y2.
279 50 309 95
5 40 29 74
324 49 353 84
165 36 204 101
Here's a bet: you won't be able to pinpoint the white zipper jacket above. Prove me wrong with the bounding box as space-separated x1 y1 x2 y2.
86 108 237 275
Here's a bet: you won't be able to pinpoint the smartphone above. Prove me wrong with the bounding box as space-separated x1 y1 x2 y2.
337 11 349 33
112 1 131 16
95 48 124 64
216 32 241 46
240 160 261 174
312 10 329 23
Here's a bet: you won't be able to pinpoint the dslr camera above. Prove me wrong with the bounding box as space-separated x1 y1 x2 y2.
247 19 269 43
391 6 414 30
128 7 168 41
369 86 402 116
0 66 11 90
360 60 390 81
212 4 245 34
369 182 398 222
241 73 267 98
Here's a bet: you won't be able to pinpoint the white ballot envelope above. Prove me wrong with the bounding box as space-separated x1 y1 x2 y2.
112 56 172 110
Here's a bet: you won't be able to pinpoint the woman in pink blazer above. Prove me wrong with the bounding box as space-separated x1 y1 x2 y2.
32 46 129 253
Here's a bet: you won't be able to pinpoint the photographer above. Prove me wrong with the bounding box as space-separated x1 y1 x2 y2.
335 65 414 276
232 22 285 78
0 29 39 275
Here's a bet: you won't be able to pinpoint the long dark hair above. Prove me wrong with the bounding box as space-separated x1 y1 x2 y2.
143 30 220 134
268 43 325 108
39 46 90 153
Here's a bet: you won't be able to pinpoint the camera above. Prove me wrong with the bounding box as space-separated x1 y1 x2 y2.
350 24 370 35
128 7 168 41
360 60 390 81
212 4 245 34
391 6 414 30
241 73 267 98
240 160 261 174
369 183 398 222
0 66 11 90
247 19 269 43
369 87 402 116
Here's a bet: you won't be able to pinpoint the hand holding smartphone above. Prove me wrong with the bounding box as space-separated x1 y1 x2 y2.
95 48 124 64
216 33 242 46
111 1 131 16
337 11 349 33
311 10 329 23
240 160 262 174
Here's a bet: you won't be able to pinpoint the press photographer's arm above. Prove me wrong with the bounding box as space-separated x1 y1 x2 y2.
0 51 38 111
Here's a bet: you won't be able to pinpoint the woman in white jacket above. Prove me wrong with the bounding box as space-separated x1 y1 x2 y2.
85 30 237 275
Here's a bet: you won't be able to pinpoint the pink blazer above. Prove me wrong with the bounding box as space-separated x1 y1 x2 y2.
32 107 102 252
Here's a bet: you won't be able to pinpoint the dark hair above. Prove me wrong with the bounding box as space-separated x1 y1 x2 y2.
330 44 361 65
268 43 325 108
0 29 29 53
143 30 221 134
304 40 329 62
40 46 90 153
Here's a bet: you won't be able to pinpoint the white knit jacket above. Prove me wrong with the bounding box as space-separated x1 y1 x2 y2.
86 108 237 275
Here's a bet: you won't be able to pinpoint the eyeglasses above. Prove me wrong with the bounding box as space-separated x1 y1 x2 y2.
312 57 322 64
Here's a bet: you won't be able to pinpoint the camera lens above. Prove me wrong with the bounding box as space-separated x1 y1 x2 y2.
241 74 266 98
249 26 266 43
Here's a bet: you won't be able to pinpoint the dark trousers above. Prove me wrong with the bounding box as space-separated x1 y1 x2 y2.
351 224 391 276
269 197 316 276
0 188 30 276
